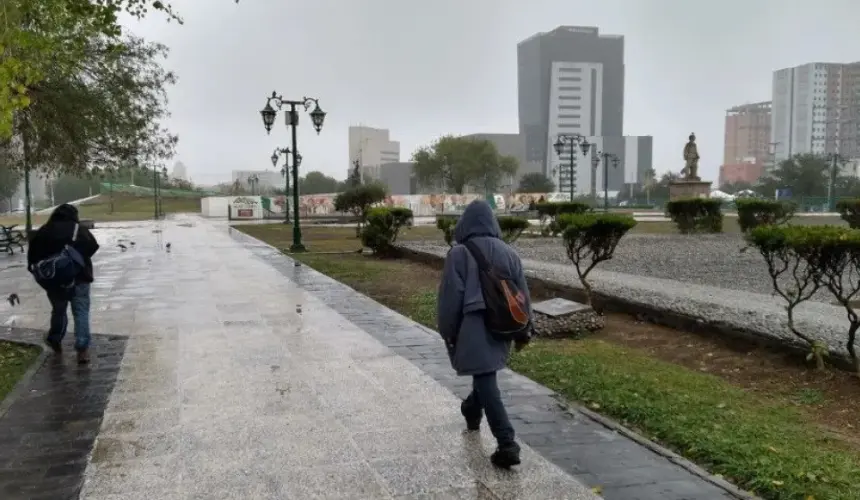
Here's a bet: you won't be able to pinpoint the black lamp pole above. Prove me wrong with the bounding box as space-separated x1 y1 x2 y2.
152 167 158 219
159 167 167 217
553 134 591 201
260 92 326 252
271 147 302 223
592 151 621 211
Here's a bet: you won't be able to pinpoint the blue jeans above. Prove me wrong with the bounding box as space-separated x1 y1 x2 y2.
46 283 91 351
462 371 516 447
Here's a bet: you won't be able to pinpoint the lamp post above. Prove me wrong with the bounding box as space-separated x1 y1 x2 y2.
591 151 621 211
101 167 115 214
826 153 847 212
552 134 591 201
160 167 167 217
271 147 302 223
260 91 326 252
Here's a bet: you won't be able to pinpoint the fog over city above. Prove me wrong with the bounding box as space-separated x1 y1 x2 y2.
125 0 860 186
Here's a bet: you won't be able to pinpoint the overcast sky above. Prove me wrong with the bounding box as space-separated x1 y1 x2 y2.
125 0 860 186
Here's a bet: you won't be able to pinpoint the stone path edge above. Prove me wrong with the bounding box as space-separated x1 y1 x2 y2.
231 228 755 499
0 333 48 420
398 246 855 373
412 314 757 499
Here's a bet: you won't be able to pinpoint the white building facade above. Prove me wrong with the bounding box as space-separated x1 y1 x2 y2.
772 62 860 162
348 126 400 181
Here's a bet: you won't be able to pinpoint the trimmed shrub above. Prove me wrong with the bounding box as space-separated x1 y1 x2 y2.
836 199 860 229
665 198 723 234
497 216 530 244
334 183 387 237
747 225 829 368
436 217 457 247
561 213 637 308
749 224 860 375
736 199 795 233
536 201 591 236
361 207 413 256
794 225 860 375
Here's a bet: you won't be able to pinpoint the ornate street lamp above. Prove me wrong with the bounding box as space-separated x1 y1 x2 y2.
272 147 302 223
260 92 326 252
552 134 591 201
591 151 621 211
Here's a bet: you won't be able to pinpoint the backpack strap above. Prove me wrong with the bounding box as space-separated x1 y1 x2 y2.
72 223 79 242
462 240 491 272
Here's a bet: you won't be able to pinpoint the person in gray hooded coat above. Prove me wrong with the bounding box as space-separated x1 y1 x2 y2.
437 199 532 468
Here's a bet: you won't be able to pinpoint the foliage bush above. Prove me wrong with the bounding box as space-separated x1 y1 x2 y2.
334 183 387 236
748 224 860 375
665 198 723 234
436 216 457 247
735 199 795 233
497 216 530 244
836 199 860 229
438 215 530 246
536 201 591 236
361 207 413 256
747 225 829 368
561 213 637 308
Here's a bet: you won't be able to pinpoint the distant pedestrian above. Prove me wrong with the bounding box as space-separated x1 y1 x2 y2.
437 199 533 468
27 204 100 364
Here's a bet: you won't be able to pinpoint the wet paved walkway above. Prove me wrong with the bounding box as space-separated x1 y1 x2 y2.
0 216 746 499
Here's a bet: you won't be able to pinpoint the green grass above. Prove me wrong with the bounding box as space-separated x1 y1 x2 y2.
0 341 41 403
235 224 440 253
234 223 860 500
510 341 860 500
0 194 201 226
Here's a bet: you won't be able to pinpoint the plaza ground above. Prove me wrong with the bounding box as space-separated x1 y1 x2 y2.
238 222 860 500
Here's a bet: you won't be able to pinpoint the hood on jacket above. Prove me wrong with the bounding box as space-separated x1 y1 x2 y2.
48 204 80 223
454 199 501 244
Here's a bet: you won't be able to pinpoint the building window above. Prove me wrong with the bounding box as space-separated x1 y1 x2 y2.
557 123 580 129
558 67 582 73
558 95 582 101
558 76 582 82
558 105 582 110
557 114 581 119
558 86 582 92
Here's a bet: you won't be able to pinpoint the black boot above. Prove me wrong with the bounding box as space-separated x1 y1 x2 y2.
460 399 482 431
44 337 62 354
491 442 521 469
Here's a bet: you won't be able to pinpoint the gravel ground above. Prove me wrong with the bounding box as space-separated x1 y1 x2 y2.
413 234 840 303
399 241 854 358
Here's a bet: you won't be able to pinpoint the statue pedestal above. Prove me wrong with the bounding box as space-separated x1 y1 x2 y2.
669 180 712 201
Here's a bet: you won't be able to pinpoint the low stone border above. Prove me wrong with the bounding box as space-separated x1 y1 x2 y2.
398 244 858 373
0 335 47 419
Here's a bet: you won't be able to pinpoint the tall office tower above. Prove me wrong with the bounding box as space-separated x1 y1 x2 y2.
772 62 860 162
348 126 400 182
517 26 625 193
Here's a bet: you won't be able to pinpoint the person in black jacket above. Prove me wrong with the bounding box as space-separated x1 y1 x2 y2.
27 204 100 364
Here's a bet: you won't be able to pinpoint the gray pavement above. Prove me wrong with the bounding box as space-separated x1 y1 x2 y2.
1 216 599 499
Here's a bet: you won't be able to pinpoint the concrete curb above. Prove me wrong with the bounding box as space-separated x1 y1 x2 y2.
0 331 48 419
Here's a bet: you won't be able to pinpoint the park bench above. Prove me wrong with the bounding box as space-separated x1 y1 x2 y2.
0 224 26 255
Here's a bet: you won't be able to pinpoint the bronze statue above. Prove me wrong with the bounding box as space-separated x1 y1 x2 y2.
681 133 700 180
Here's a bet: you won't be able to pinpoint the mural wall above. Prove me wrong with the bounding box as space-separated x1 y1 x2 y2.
268 192 563 216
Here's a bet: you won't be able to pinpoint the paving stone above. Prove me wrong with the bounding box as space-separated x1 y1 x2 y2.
0 329 126 500
0 217 742 500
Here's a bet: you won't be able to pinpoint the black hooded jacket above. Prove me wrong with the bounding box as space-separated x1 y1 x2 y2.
27 204 100 283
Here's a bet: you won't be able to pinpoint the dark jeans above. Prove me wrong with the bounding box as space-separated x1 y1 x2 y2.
46 283 92 351
462 371 515 447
